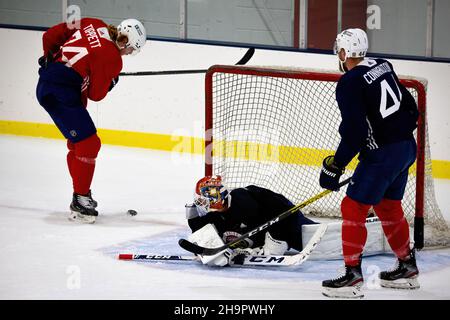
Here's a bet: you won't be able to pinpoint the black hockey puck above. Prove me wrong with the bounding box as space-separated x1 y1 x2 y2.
127 209 138 216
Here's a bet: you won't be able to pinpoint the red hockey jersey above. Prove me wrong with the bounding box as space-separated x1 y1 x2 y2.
42 18 122 106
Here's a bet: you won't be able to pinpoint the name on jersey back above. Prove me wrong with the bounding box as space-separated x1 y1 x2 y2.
363 62 392 84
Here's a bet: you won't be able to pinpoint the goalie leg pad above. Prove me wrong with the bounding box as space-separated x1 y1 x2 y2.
187 224 231 267
263 232 288 255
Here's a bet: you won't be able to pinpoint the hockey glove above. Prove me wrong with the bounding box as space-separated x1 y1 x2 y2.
320 155 345 191
108 76 119 91
38 51 54 69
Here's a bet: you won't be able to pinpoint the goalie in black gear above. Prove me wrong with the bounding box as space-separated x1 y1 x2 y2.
185 175 317 266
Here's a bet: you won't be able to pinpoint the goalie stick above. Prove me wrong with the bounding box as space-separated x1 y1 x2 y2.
178 177 352 256
231 223 327 267
231 217 379 266
119 47 255 76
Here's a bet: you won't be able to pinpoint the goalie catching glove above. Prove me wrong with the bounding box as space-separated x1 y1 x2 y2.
320 155 345 191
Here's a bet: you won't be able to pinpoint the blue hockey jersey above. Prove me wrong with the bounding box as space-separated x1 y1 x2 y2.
333 58 419 168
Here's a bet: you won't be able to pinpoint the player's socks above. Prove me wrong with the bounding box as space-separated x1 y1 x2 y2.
374 198 411 259
341 196 371 266
71 134 101 195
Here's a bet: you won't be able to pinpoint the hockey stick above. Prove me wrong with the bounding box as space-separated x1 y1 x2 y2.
118 252 310 267
178 177 352 256
117 225 326 267
119 217 380 267
118 254 198 262
119 47 255 76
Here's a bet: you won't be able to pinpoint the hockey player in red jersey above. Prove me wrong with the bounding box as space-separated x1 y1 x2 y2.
36 18 146 223
319 28 420 298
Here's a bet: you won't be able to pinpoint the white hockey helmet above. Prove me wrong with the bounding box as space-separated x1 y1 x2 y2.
117 18 147 55
334 28 368 71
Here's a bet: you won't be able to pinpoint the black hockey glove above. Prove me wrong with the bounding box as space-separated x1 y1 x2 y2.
38 51 54 69
319 155 345 191
108 76 119 91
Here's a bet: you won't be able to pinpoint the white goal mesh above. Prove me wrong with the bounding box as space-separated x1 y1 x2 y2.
205 65 449 248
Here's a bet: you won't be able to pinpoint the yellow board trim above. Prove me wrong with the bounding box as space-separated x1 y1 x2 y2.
1 120 449 179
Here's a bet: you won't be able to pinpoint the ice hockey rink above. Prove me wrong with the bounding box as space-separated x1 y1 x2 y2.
1 134 449 300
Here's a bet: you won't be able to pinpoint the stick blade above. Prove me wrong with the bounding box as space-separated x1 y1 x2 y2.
178 239 205 255
235 47 255 65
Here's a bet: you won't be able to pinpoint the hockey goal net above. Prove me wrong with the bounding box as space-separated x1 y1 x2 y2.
204 65 449 248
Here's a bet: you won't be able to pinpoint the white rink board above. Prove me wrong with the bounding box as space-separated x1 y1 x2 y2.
0 28 449 162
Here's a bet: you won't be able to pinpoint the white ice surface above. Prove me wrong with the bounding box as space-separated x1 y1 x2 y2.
0 135 449 300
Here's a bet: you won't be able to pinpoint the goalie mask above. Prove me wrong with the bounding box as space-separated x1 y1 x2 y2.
194 175 230 217
334 28 368 72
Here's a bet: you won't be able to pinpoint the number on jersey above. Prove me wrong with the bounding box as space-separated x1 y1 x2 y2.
379 75 402 118
61 30 88 67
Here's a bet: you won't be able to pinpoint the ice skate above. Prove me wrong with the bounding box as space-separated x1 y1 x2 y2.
379 249 420 289
322 264 364 299
69 193 98 224
86 190 98 208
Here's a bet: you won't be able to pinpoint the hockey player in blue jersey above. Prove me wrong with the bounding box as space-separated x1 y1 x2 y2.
319 28 420 298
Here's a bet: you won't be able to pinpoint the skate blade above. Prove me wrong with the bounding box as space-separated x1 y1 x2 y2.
380 276 420 290
322 284 364 299
68 211 96 224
